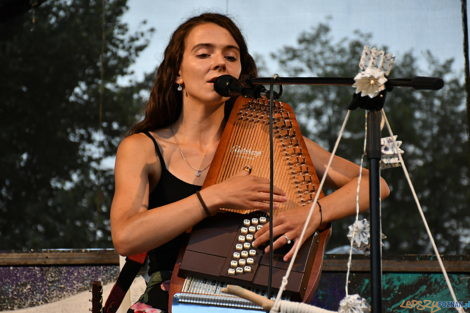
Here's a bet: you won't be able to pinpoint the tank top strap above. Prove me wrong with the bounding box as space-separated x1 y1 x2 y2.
142 131 166 170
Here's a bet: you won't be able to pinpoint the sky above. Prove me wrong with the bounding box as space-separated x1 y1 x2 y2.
122 0 466 82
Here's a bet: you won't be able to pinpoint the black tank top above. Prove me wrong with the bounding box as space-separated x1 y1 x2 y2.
142 131 201 274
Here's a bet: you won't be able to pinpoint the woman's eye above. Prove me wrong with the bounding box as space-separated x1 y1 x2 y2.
196 53 210 58
225 55 238 62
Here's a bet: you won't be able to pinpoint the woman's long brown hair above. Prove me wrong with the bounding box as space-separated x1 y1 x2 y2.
128 13 258 134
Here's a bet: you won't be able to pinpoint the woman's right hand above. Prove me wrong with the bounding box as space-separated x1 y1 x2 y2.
205 169 288 213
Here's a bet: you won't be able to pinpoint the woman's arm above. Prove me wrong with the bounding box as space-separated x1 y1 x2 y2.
111 133 287 256
110 133 207 256
305 137 390 225
253 136 390 261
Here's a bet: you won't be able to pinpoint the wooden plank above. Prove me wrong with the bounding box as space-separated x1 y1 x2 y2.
322 254 470 273
0 250 119 266
0 250 469 273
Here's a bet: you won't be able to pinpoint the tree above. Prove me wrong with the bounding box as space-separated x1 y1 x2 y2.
269 23 470 254
0 0 154 249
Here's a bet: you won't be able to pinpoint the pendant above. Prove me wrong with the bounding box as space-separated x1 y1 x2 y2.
195 170 202 177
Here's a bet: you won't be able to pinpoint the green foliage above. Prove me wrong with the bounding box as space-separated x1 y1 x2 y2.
1 3 468 256
0 0 154 249
270 23 470 254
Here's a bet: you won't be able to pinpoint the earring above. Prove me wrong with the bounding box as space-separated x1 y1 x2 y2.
177 84 183 91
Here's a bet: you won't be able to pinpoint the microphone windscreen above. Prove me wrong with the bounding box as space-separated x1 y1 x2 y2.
214 75 240 97
411 76 444 90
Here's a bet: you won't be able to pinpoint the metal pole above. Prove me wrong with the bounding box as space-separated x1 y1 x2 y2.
366 110 383 313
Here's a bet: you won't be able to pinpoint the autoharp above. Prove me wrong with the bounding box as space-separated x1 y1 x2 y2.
170 96 331 312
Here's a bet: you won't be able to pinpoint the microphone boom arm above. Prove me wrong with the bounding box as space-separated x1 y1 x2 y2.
249 76 444 91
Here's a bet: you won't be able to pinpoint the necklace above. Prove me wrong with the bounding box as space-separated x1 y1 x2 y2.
170 127 211 177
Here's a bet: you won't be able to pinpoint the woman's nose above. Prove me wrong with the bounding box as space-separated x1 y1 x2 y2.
212 53 227 71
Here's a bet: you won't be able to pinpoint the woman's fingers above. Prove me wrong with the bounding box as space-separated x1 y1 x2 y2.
283 241 302 261
220 170 287 210
253 225 306 262
254 193 288 203
251 207 317 261
254 184 286 196
234 167 286 196
252 223 287 248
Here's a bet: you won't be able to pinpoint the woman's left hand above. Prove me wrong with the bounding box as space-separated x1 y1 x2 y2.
252 204 322 262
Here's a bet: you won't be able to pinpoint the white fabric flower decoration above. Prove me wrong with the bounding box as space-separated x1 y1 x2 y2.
353 68 387 98
347 219 370 251
338 294 371 313
353 46 394 98
347 219 387 253
381 135 404 169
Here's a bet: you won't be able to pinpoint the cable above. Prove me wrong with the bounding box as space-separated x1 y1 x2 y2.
271 110 352 313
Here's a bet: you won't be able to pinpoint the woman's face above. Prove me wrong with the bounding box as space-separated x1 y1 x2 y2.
176 23 242 106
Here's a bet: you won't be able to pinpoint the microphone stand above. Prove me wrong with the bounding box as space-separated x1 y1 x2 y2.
249 76 443 313
349 91 387 313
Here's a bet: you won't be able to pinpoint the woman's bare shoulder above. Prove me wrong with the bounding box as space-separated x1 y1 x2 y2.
116 132 159 166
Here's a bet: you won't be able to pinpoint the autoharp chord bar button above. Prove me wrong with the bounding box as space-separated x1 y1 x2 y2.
228 213 270 276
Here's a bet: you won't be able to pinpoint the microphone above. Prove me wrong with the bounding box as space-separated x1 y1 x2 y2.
214 75 267 98
387 76 444 90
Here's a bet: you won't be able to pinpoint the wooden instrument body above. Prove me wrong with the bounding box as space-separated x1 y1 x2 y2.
169 97 331 312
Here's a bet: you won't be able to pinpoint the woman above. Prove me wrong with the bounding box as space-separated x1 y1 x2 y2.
110 13 389 312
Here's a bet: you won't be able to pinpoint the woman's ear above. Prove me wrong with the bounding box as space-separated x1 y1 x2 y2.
176 72 183 84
